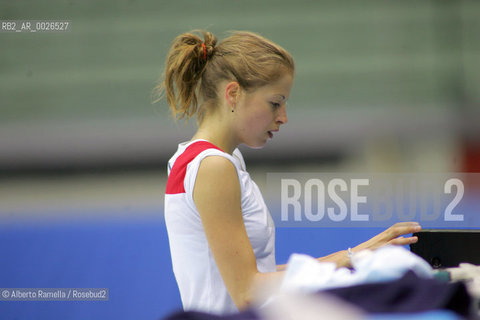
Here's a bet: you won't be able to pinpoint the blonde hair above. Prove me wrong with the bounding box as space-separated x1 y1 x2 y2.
153 30 294 123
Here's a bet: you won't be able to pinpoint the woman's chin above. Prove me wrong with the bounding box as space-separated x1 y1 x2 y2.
244 141 267 150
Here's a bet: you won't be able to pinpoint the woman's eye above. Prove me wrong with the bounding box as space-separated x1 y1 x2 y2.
270 102 281 109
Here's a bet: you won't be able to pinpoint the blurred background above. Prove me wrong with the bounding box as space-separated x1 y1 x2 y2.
1 0 479 319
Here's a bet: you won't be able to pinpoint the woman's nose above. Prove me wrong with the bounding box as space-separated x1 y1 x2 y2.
276 105 288 125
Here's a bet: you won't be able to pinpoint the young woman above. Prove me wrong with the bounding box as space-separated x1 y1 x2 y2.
156 30 421 315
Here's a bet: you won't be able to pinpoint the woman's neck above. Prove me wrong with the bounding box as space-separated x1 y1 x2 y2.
192 116 237 154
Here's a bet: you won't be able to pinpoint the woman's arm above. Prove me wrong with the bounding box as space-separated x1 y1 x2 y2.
194 156 421 308
276 264 287 271
317 222 421 268
279 223 422 270
193 155 266 309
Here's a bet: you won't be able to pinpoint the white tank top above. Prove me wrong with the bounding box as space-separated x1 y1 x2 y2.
164 140 276 314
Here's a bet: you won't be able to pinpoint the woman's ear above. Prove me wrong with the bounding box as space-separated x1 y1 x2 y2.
224 81 240 107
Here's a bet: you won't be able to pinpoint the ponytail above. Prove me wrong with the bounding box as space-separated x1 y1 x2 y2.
153 30 217 120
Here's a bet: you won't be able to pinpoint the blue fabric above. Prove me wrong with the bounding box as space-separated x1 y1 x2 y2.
324 271 471 317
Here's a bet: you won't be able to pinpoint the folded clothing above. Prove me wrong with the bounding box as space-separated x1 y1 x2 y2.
164 272 472 320
324 270 472 317
281 246 434 293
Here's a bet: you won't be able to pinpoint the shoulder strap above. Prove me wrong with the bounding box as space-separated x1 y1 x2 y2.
165 141 223 194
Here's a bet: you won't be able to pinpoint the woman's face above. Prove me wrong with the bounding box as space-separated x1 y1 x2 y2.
234 73 294 149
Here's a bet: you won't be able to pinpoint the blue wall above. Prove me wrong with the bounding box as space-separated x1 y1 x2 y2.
0 209 389 320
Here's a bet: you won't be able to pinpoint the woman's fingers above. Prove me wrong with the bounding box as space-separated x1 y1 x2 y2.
386 222 421 239
388 236 418 246
354 222 421 252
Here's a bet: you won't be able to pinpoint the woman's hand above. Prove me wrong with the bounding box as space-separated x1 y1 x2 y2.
353 222 421 252
317 222 421 268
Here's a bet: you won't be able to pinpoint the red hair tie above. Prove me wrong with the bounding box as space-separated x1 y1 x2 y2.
201 43 207 61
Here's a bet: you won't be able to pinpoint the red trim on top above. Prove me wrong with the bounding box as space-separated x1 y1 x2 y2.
165 141 223 194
